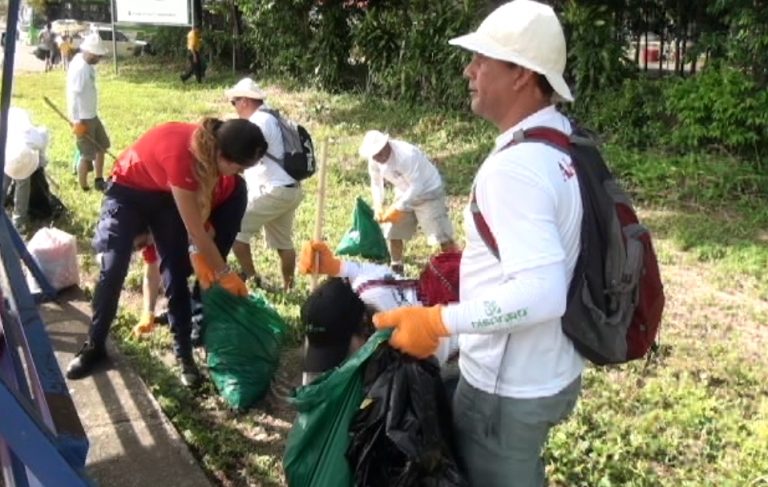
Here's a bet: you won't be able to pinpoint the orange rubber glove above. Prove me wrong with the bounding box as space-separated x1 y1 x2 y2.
298 240 341 276
190 251 215 289
217 272 248 297
378 206 405 224
72 122 88 136
373 305 449 359
131 312 156 338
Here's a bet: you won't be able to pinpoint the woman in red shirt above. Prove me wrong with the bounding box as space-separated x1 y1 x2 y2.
66 117 266 387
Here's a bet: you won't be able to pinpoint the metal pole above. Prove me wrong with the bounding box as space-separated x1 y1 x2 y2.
110 0 118 75
0 0 21 184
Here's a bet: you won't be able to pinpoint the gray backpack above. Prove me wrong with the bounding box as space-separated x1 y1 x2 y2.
259 108 316 181
471 125 665 365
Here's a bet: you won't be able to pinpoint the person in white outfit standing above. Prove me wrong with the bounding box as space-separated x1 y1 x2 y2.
359 130 457 274
370 1 585 485
67 32 110 192
225 78 303 291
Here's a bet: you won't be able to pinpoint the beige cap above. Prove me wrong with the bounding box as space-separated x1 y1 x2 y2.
449 0 573 102
225 77 267 101
358 130 390 159
80 33 107 56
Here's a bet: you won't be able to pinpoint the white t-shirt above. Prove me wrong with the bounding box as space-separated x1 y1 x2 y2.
244 108 296 192
66 53 98 121
339 260 457 364
368 139 443 211
441 105 584 399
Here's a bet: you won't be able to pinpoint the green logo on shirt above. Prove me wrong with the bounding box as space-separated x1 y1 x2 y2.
472 304 528 329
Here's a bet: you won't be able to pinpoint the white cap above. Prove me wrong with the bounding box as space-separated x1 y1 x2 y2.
225 77 267 101
79 33 107 56
358 130 390 159
449 0 573 102
5 145 40 180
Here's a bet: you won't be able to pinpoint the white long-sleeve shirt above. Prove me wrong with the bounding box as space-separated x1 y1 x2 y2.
66 53 98 121
244 107 296 192
338 259 457 364
367 139 443 211
440 105 584 399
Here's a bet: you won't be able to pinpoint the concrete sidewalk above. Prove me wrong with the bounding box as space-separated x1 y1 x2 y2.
41 289 211 487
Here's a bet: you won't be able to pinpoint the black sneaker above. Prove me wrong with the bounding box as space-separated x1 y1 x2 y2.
190 302 204 348
155 309 169 325
94 177 107 192
178 355 201 388
66 341 107 380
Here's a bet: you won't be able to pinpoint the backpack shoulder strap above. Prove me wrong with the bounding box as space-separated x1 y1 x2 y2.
257 106 284 162
470 126 575 261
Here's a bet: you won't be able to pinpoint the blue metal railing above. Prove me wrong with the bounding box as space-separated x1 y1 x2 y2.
0 0 91 485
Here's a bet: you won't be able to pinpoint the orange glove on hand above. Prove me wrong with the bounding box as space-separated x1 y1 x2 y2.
190 251 215 289
373 305 449 359
131 312 156 338
378 206 405 224
298 241 341 276
72 122 88 136
217 272 248 297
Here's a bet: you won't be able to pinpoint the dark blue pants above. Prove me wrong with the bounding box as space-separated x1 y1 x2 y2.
89 177 246 358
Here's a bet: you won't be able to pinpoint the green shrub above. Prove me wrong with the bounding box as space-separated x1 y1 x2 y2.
145 26 187 57
663 65 768 161
353 0 486 110
568 78 668 150
604 145 768 205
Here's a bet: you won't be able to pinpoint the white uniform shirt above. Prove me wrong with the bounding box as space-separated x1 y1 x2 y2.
66 53 98 121
339 260 456 364
244 108 296 192
368 139 443 211
441 106 584 399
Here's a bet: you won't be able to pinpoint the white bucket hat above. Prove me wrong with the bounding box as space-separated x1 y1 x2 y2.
225 78 267 101
358 130 390 159
79 33 107 56
5 145 40 180
449 0 573 102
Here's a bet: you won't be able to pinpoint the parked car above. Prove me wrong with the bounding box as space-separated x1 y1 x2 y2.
71 24 153 58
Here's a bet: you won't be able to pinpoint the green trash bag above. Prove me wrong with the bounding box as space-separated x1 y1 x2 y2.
203 285 286 410
72 145 80 174
283 330 391 487
335 197 390 262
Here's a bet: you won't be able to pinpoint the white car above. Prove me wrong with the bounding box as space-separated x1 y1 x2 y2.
71 24 152 58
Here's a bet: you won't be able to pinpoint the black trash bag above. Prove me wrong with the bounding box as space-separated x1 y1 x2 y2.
347 345 467 487
27 168 66 220
5 168 67 221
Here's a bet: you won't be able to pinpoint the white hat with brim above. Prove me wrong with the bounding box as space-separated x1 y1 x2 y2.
448 0 574 102
80 33 107 56
5 145 40 180
358 130 390 159
225 77 267 101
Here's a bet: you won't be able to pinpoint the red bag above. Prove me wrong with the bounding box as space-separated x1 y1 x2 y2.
417 251 462 307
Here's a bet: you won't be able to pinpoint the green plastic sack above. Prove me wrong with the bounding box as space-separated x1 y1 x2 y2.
203 285 286 410
335 197 390 262
283 330 391 487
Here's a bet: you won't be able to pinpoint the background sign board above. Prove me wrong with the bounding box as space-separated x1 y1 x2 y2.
115 0 191 26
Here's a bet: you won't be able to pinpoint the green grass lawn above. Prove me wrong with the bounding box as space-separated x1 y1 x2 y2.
10 59 768 486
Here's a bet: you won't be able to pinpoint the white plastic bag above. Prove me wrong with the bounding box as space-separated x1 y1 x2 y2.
26 227 80 293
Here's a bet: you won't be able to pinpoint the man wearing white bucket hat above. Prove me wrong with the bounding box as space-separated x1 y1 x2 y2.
226 77 304 291
3 107 50 232
67 32 111 192
371 1 583 485
359 130 457 274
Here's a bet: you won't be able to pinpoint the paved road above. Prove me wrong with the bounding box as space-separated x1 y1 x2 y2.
1 41 45 73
